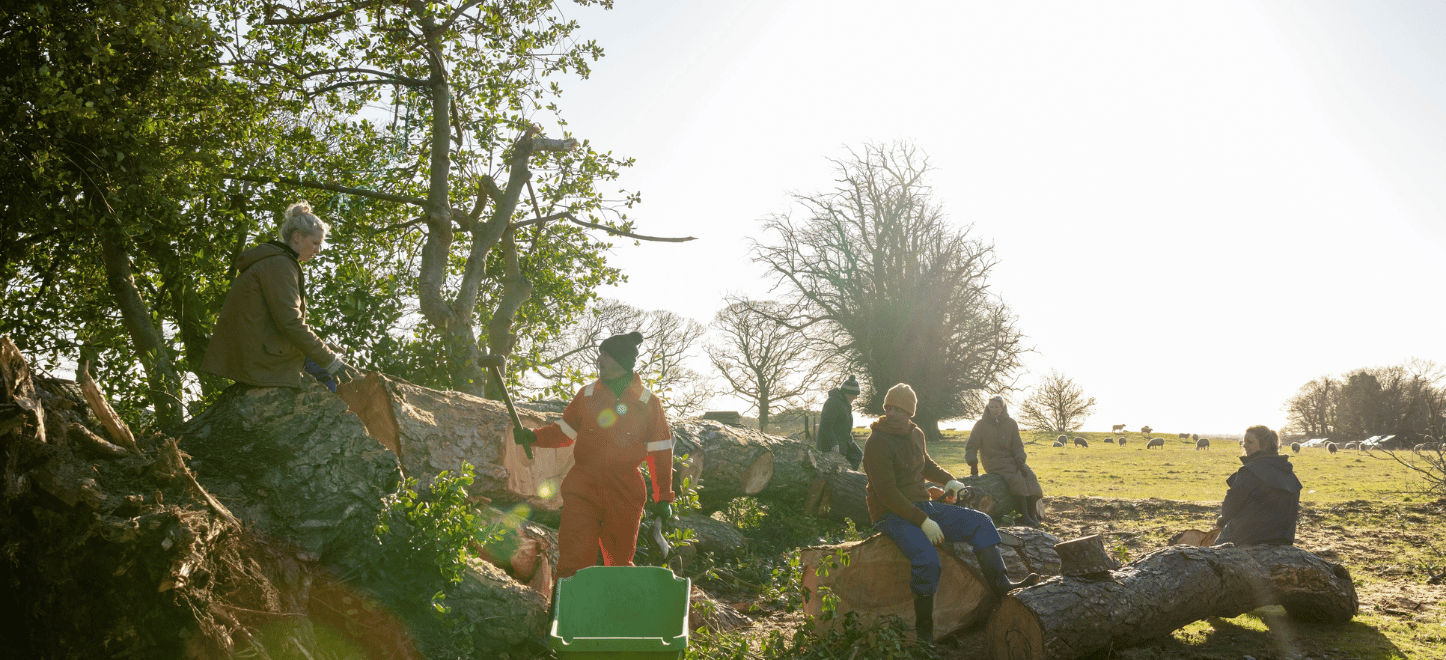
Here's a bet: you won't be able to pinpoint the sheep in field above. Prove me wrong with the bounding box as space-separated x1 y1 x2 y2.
1102 436 1115 444
1112 424 1126 434
1196 438 1210 450
1327 442 1338 454
1291 442 1301 453
1118 437 1128 447
1141 425 1153 436
1053 440 1065 448
1191 433 1199 442
1147 437 1165 449
1057 434 1069 445
1074 437 1089 448
1178 432 1189 439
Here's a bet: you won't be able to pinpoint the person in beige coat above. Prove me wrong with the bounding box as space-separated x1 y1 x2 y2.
201 201 359 389
965 395 1044 526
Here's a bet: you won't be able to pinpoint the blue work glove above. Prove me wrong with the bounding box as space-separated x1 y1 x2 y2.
512 426 537 448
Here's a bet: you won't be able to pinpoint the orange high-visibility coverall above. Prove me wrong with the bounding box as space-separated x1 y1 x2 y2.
532 373 674 579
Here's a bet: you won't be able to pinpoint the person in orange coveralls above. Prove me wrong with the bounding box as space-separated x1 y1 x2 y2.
511 331 675 579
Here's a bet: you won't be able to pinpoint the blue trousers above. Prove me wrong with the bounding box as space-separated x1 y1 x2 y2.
875 501 1002 596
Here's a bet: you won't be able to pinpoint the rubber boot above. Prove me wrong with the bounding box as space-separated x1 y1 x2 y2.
975 545 1040 598
1027 496 1045 523
913 593 934 646
1015 503 1041 528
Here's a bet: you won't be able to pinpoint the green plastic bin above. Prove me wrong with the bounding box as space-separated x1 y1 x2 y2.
549 566 691 660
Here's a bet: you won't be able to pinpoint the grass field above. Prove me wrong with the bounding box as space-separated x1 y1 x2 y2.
836 427 1446 659
927 430 1433 504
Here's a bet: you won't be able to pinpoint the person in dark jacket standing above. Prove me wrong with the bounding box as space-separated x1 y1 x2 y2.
817 375 862 469
1215 425 1302 546
202 201 359 390
864 383 1038 645
966 396 1044 527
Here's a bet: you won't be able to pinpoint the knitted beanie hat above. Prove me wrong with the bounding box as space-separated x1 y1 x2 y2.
883 383 917 416
840 375 861 395
599 331 644 370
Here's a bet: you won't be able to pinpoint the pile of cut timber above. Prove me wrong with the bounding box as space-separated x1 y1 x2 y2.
987 543 1358 660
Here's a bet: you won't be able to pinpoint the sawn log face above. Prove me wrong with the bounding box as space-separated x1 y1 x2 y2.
986 544 1358 660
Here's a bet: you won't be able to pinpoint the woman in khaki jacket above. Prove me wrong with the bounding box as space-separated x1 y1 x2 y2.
201 201 358 390
965 395 1045 526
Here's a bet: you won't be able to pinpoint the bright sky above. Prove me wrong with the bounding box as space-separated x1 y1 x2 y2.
550 0 1446 435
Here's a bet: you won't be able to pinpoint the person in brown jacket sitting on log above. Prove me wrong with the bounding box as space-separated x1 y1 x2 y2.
966 395 1045 527
864 383 1039 645
201 201 361 391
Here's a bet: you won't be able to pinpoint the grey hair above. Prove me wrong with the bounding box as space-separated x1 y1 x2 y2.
279 200 330 243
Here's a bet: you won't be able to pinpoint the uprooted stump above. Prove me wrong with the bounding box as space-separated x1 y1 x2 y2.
801 528 1062 642
986 543 1359 660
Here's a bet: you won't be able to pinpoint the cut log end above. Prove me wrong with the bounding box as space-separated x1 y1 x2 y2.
741 451 774 495
988 597 1045 660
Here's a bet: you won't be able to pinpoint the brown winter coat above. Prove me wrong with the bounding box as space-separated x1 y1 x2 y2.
200 242 337 388
965 408 1044 498
863 416 956 525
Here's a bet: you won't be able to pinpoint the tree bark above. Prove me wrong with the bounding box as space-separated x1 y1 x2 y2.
97 222 183 428
986 544 1358 660
801 530 1060 642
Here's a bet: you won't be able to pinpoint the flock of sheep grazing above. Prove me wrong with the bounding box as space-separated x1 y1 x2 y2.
1049 433 1442 455
1053 427 1211 450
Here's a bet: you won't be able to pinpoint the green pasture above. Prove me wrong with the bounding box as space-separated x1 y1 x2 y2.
922 430 1432 504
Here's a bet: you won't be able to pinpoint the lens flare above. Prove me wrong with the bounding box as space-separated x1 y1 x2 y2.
597 409 618 428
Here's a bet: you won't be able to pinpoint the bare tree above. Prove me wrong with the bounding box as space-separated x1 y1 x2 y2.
1284 376 1338 439
749 141 1027 441
521 298 716 416
707 299 825 430
1016 370 1096 433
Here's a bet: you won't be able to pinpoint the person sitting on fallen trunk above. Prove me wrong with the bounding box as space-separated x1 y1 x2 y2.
863 383 1039 646
1215 424 1302 546
965 395 1045 527
201 201 360 392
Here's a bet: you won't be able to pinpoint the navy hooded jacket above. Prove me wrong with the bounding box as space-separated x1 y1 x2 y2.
1216 452 1303 546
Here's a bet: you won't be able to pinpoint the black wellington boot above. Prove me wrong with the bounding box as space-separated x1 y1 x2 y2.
975 545 1040 598
913 593 934 646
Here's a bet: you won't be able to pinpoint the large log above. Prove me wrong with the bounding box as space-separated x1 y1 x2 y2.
338 375 846 513
665 419 851 511
803 467 871 528
800 529 1062 641
986 544 1358 660
804 468 1040 528
336 372 568 509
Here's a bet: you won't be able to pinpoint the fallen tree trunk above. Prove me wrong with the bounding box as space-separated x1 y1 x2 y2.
803 467 870 528
804 469 1039 528
668 419 850 511
337 372 569 509
801 529 1062 641
986 544 1358 660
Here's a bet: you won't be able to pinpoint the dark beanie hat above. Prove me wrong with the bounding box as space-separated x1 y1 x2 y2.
599 331 644 370
840 375 860 395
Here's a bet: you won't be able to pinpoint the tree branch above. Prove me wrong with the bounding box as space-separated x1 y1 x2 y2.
507 212 695 242
228 174 474 228
262 0 382 26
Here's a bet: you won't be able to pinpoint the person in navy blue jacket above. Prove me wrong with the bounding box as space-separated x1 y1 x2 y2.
1215 425 1303 546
